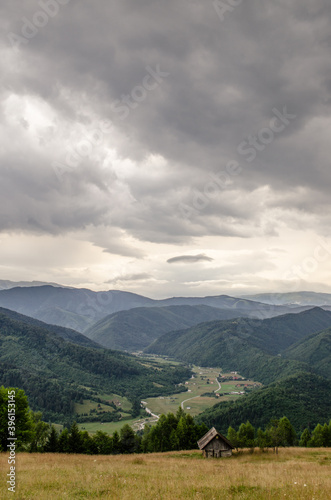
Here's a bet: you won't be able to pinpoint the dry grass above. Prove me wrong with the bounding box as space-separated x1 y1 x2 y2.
1 448 330 499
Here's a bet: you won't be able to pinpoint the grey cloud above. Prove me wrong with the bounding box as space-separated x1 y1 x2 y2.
1 0 331 247
167 254 214 264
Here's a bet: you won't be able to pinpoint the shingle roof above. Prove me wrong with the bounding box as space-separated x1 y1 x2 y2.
197 427 234 450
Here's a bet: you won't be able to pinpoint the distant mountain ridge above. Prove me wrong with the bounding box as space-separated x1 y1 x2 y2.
0 306 101 349
0 280 69 290
0 285 313 333
84 304 262 351
241 291 331 306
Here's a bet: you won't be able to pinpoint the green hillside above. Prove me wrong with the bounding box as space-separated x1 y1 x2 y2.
284 327 331 379
85 305 255 351
0 307 101 349
196 372 331 433
145 308 331 384
0 312 191 422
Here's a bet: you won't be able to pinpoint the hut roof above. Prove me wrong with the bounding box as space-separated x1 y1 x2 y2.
197 427 234 450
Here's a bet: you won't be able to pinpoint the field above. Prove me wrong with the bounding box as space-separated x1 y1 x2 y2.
144 365 261 417
1 448 330 499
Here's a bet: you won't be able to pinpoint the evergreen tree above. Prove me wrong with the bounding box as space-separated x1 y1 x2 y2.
93 431 114 454
58 428 70 453
120 424 140 454
68 422 84 453
308 423 325 447
44 426 59 452
299 428 311 447
277 416 297 446
112 431 121 454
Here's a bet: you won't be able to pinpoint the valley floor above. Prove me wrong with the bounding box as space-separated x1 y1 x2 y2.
1 448 330 499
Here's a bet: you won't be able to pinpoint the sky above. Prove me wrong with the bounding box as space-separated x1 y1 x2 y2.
1 0 331 298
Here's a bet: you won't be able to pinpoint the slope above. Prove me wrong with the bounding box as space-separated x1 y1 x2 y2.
0 311 190 422
195 372 331 433
145 308 331 384
0 306 101 349
84 305 258 351
284 327 331 380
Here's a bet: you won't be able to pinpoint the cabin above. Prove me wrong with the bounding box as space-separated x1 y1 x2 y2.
197 427 234 458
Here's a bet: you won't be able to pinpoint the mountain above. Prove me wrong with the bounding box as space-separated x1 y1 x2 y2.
284 327 331 380
0 307 101 349
0 286 155 332
241 291 331 307
84 305 261 351
195 372 331 433
0 310 190 422
0 285 311 333
145 308 331 384
0 280 68 290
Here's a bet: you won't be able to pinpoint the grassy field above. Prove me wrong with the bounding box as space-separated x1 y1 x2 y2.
144 366 261 417
1 448 330 499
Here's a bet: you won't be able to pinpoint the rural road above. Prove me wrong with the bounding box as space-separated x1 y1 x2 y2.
181 377 221 409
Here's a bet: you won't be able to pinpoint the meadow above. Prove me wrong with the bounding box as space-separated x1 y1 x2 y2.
1 448 330 499
143 366 260 418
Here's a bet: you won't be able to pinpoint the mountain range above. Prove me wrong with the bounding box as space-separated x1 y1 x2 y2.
0 285 313 334
1 282 331 432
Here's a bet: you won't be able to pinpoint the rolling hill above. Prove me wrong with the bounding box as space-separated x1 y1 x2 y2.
195 371 331 433
0 310 191 422
0 306 101 349
84 304 262 351
284 327 331 380
145 308 331 384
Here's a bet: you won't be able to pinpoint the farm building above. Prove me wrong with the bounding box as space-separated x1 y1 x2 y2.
197 427 234 458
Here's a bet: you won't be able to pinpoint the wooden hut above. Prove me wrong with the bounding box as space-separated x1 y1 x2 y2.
197 427 234 458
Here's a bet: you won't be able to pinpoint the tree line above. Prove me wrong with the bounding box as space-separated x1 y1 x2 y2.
1 386 330 455
226 417 331 453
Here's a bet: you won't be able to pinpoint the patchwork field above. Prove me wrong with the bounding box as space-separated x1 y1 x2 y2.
1 448 330 499
73 362 261 434
144 364 261 418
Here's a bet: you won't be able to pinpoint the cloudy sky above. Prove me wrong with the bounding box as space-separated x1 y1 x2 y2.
1 0 331 298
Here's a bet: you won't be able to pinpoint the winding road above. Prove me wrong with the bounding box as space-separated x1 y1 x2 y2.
181 377 221 409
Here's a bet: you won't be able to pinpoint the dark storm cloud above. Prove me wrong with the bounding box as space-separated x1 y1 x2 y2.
167 254 214 264
1 0 331 245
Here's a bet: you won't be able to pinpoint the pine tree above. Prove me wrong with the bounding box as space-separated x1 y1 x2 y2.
45 426 59 452
299 428 311 447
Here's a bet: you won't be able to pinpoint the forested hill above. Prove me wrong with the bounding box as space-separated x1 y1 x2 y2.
284 327 331 380
0 306 101 349
0 312 190 422
196 372 331 433
84 304 258 351
145 308 331 383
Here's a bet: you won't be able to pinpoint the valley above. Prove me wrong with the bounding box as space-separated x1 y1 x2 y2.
142 360 261 419
1 284 331 439
74 358 261 434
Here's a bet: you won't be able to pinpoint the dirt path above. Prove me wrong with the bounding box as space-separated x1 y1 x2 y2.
181 377 221 409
